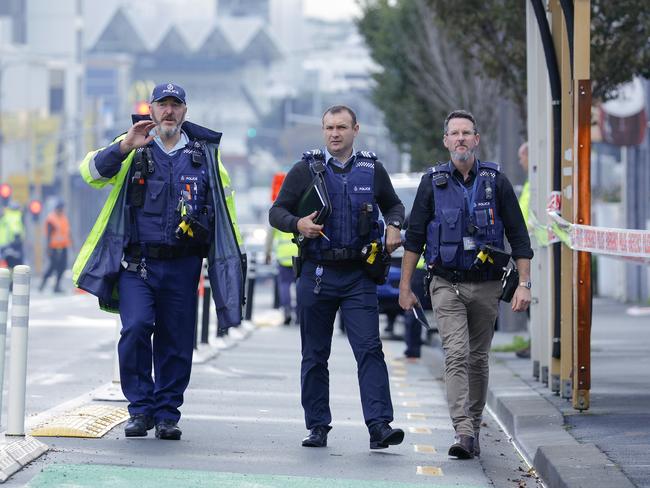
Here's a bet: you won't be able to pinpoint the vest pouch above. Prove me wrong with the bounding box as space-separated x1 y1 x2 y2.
143 180 167 215
439 244 459 267
440 208 462 243
474 209 488 227
194 205 214 244
357 202 373 238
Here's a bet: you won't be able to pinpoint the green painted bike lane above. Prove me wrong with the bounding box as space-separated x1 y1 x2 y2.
27 464 486 488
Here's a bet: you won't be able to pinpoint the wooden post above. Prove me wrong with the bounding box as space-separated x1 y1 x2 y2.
572 0 591 411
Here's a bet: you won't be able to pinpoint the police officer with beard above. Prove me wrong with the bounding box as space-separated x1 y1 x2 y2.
74 83 245 441
399 110 532 459
269 105 405 450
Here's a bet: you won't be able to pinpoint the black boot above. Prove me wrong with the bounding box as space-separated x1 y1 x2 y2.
448 434 475 459
155 419 182 440
124 414 154 437
302 425 331 447
369 422 404 449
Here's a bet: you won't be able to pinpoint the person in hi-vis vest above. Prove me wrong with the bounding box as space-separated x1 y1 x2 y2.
267 228 298 324
40 200 72 293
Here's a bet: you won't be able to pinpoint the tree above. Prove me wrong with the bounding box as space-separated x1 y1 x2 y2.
358 0 501 168
358 0 650 166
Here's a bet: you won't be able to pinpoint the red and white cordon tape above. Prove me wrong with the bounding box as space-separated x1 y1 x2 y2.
543 191 650 264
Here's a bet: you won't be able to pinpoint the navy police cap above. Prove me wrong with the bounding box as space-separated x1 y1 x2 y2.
151 83 186 104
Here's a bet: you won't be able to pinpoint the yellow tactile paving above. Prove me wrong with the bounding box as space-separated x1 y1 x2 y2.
30 404 130 438
417 466 443 476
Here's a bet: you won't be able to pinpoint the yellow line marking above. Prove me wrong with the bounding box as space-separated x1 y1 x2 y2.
407 413 429 420
397 391 416 397
417 466 443 476
409 427 432 434
400 401 421 407
414 444 437 453
391 376 406 382
393 382 410 388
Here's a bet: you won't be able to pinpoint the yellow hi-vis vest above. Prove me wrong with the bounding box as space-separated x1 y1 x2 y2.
274 229 297 267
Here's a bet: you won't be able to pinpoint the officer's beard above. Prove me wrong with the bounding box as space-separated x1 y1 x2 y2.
450 146 476 162
151 113 184 139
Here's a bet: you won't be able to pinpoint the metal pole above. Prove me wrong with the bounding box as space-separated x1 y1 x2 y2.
0 268 10 427
6 265 31 436
244 255 256 321
201 283 211 344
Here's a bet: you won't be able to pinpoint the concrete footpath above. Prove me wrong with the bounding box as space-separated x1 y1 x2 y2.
484 297 650 488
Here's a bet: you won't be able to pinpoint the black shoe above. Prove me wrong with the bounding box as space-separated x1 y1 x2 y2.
448 434 474 459
124 414 154 437
302 425 331 447
283 315 292 326
155 419 182 440
474 431 481 457
369 422 404 449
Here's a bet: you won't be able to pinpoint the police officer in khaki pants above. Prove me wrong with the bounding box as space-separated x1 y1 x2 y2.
399 110 532 459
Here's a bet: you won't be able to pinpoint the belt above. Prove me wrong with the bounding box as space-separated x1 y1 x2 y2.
317 249 361 261
125 244 206 260
430 266 502 283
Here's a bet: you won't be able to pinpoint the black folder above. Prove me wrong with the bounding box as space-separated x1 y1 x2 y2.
412 299 432 330
297 174 331 225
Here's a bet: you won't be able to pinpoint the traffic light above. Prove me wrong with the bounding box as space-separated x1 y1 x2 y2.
0 183 12 204
28 199 42 221
135 101 150 115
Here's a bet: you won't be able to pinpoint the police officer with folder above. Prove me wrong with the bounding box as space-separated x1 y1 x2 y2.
269 105 406 450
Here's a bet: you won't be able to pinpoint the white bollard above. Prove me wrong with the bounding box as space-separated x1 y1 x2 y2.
6 265 31 436
0 267 11 427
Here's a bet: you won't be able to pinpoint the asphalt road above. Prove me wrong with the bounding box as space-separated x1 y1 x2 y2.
2 277 539 487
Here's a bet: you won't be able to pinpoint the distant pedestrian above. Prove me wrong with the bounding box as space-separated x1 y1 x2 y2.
399 110 532 459
40 200 71 293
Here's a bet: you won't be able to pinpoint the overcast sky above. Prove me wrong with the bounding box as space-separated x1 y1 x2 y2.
303 0 361 20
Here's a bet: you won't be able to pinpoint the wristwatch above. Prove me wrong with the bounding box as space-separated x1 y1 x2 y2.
387 220 402 230
519 281 532 289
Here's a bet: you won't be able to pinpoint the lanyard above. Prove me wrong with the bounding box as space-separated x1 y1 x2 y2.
460 171 479 220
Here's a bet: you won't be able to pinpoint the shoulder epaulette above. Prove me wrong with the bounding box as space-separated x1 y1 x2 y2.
479 161 500 172
430 162 451 174
302 149 325 161
356 150 377 161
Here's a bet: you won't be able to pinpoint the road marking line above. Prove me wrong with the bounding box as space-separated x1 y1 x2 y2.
414 444 437 453
417 466 443 476
409 427 432 434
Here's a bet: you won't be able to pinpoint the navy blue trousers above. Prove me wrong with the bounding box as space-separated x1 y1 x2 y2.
297 260 394 430
277 264 294 309
118 255 202 423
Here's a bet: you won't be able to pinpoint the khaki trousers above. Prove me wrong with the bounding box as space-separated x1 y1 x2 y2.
429 276 502 437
